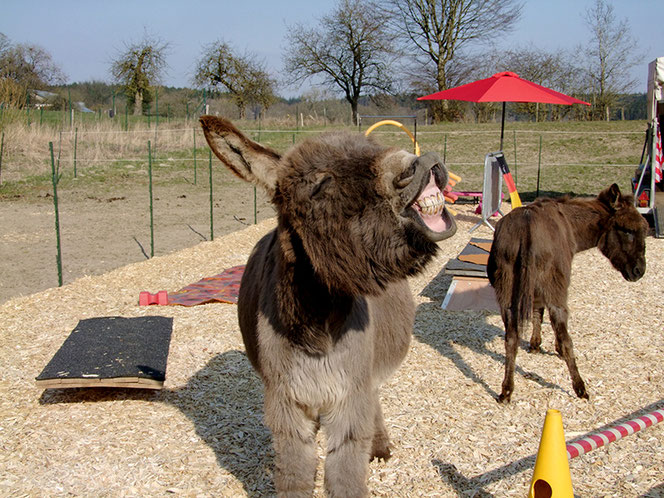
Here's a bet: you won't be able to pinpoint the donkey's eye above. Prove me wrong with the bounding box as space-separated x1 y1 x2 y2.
311 175 333 198
616 227 635 242
394 163 416 188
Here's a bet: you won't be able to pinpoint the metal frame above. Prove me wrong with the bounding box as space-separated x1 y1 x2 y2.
634 122 658 215
470 152 505 232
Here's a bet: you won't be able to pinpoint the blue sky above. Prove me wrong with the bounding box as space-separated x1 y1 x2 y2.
1 0 661 96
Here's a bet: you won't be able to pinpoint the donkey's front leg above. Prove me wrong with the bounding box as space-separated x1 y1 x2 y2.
370 390 391 461
264 391 319 497
323 391 374 497
549 306 589 400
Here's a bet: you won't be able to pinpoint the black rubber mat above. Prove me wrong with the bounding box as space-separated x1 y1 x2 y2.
36 316 173 389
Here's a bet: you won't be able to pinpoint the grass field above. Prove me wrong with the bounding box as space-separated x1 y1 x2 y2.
0 113 648 201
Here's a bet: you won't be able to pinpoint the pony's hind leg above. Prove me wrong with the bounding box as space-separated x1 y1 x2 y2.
529 306 545 352
499 309 519 403
548 305 589 400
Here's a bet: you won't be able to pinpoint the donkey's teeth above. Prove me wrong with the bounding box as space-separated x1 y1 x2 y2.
416 192 445 215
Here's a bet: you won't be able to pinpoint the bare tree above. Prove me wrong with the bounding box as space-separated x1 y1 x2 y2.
110 34 169 115
0 33 11 56
0 33 66 108
582 0 640 121
381 0 522 121
0 35 66 88
193 40 276 119
499 46 587 121
284 0 395 124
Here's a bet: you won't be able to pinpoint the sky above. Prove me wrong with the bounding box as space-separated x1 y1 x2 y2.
1 0 661 98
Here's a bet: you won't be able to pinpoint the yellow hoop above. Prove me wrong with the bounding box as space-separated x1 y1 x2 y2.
364 120 421 157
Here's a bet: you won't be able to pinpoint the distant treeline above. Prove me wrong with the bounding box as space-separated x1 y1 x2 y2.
15 81 649 124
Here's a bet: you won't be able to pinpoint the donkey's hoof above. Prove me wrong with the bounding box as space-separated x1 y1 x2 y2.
371 436 392 461
497 392 512 404
370 446 392 462
574 384 589 400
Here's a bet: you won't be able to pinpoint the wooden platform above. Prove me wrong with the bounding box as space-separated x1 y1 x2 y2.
444 238 493 278
36 316 173 389
442 276 499 312
442 238 499 311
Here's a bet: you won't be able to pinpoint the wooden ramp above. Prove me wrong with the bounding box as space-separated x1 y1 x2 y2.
442 276 499 312
442 238 499 312
36 316 173 389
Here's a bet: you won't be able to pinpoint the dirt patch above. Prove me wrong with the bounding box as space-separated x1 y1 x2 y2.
0 176 274 304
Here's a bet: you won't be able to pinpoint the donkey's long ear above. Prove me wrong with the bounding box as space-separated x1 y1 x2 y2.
597 183 622 210
200 115 281 195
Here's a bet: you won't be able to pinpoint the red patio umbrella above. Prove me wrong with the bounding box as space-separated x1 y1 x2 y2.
419 71 590 207
418 71 590 150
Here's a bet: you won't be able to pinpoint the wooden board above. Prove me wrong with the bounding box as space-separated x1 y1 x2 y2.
469 240 492 253
458 252 489 266
36 316 173 389
444 237 493 277
655 206 664 239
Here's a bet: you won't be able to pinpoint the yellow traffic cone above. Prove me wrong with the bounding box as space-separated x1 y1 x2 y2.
528 409 574 498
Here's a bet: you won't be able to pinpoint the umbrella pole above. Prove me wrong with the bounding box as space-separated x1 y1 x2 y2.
500 101 506 151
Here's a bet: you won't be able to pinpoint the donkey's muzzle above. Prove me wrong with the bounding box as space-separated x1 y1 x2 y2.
623 259 646 281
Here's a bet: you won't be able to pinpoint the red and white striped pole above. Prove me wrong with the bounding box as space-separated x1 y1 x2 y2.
566 408 664 459
654 124 662 183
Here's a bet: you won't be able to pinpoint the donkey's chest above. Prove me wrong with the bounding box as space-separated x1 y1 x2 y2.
257 312 375 408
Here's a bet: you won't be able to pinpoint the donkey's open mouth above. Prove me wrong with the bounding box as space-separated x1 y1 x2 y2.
407 164 457 241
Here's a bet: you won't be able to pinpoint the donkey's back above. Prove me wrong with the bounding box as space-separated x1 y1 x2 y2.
489 197 578 323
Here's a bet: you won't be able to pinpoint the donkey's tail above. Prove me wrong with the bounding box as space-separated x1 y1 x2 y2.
510 223 535 330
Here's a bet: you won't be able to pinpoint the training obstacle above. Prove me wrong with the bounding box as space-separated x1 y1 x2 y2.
529 409 574 498
139 290 168 305
529 406 664 497
36 316 173 389
566 407 664 459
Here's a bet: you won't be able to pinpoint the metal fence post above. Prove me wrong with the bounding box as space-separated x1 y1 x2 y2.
209 149 214 241
148 141 154 258
193 128 197 185
49 142 63 286
74 128 78 178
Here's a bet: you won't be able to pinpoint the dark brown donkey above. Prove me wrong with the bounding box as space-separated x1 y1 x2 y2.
200 116 457 496
488 184 647 403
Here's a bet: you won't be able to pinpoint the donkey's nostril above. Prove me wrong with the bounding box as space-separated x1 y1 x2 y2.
630 263 645 281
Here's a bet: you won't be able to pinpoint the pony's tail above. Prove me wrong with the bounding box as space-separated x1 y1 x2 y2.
510 226 534 332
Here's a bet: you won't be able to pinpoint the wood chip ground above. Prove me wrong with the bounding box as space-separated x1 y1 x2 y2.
1 204 663 497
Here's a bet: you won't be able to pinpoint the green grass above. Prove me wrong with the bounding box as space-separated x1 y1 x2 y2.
0 117 649 202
